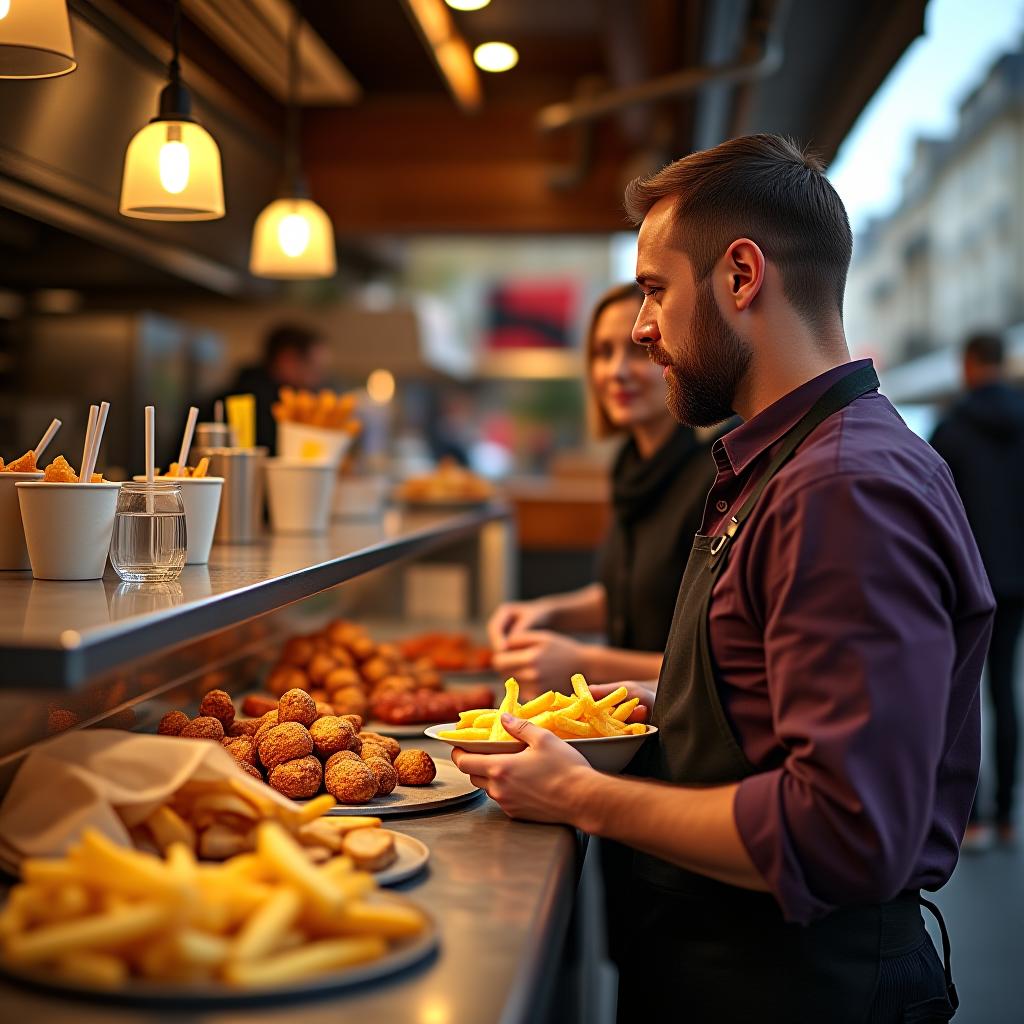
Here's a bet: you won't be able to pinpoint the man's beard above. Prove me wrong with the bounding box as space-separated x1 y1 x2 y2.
655 277 751 427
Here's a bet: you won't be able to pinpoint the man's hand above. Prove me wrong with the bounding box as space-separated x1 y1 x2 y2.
451 714 595 824
490 630 586 697
487 601 552 651
589 681 656 722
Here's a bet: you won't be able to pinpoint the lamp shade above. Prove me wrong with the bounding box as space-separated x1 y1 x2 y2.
249 197 336 279
0 0 76 79
119 119 225 221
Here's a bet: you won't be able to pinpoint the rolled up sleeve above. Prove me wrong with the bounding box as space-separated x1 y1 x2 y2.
732 470 959 924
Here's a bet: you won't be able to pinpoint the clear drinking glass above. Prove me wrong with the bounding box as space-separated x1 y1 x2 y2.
110 481 187 583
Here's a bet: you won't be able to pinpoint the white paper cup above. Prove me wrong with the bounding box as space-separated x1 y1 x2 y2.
0 471 44 570
16 482 120 581
134 475 223 565
332 475 390 518
277 421 353 467
265 459 335 534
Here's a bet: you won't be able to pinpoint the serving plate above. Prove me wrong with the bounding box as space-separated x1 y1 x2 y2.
376 831 430 886
424 723 658 774
321 759 482 817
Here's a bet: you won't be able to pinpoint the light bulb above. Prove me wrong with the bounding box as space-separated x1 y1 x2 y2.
278 213 311 258
0 1 10 21
158 134 190 195
446 0 490 9
473 42 518 73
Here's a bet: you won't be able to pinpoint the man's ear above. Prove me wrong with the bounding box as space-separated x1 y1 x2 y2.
723 238 766 312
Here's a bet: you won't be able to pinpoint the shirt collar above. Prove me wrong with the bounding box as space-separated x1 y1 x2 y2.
714 359 875 475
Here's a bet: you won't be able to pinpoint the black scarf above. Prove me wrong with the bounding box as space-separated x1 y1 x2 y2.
611 424 700 526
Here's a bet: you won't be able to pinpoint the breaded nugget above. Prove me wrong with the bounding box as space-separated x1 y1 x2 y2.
360 741 393 764
359 732 401 761
278 688 317 727
365 756 398 797
157 710 190 736
257 721 313 771
394 749 436 786
228 719 260 737
269 755 323 799
241 694 277 718
180 716 225 741
324 757 377 805
309 716 355 758
340 714 363 733
253 710 280 745
223 735 257 767
267 664 308 697
324 750 362 771
198 689 236 728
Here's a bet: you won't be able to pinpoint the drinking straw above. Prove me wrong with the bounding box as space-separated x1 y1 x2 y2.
174 406 199 476
81 402 110 483
214 399 224 424
145 406 155 484
79 405 98 484
32 418 61 461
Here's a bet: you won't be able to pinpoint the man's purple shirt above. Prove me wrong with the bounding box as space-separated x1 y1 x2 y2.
700 360 994 924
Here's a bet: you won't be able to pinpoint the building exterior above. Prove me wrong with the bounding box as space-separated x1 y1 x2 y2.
845 48 1024 374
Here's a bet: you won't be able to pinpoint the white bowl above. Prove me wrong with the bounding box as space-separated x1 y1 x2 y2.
424 722 657 774
134 475 223 564
0 471 43 570
265 458 335 534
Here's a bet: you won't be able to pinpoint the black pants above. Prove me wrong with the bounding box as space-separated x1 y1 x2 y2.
972 597 1024 824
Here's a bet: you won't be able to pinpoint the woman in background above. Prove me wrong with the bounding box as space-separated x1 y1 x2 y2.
488 283 719 695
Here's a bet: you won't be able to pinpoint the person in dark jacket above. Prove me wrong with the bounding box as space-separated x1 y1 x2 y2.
931 332 1024 847
487 283 719 696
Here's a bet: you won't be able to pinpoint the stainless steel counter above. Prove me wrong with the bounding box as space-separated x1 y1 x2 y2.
0 505 511 688
0 741 582 1024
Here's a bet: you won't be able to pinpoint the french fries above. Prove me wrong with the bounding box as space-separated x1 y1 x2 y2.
271 387 361 434
438 673 647 742
0 823 427 991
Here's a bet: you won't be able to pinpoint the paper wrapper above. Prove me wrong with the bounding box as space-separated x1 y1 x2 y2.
0 730 296 875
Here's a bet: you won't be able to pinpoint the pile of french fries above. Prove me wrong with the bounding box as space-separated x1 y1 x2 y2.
0 820 427 991
272 387 361 435
439 673 646 742
158 456 211 478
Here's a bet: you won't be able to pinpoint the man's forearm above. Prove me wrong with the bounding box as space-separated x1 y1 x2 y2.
568 770 769 892
581 647 662 686
544 583 607 633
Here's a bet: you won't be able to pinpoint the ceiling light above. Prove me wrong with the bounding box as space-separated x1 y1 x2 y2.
119 0 224 220
445 0 491 10
473 41 518 73
0 0 76 79
367 369 396 405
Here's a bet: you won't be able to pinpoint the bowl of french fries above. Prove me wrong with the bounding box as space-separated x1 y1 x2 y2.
425 674 656 774
0 817 436 1004
274 387 362 468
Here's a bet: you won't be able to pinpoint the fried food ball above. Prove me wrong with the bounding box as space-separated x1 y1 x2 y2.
278 688 317 727
325 620 362 647
325 645 355 669
340 714 363 733
258 721 313 771
324 756 378 805
348 636 376 663
307 653 338 686
375 675 417 696
394 749 436 786
324 666 362 694
360 741 393 764
269 755 323 799
157 710 190 736
238 761 265 782
314 702 335 720
180 716 225 740
228 719 260 737
324 750 361 771
309 716 356 758
331 687 368 718
241 694 277 718
198 689 235 728
308 688 328 704
365 756 398 797
414 669 443 691
360 656 392 683
281 636 316 668
223 735 257 767
377 643 401 662
268 664 309 697
360 732 401 761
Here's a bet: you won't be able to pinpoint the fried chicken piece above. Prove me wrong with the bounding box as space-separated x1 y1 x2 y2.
198 689 235 728
360 741 393 765
180 716 225 740
6 450 37 472
267 665 309 697
309 716 357 759
394 749 436 786
242 694 277 718
342 827 396 871
269 755 323 799
365 756 398 797
324 757 377 805
257 721 313 771
359 732 401 761
43 455 78 482
157 710 189 736
228 719 260 737
223 735 257 767
278 688 317 727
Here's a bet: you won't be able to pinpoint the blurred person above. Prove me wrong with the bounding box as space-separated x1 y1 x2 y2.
487 283 719 696
218 323 329 450
455 134 993 1023
931 332 1024 848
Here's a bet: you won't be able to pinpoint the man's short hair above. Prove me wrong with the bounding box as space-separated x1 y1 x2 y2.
963 332 1004 366
624 133 853 332
264 324 323 366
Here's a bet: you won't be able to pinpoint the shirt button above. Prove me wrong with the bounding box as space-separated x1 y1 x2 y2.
715 500 729 513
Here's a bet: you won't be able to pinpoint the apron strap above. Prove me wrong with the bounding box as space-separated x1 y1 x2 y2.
919 895 959 1011
709 365 880 569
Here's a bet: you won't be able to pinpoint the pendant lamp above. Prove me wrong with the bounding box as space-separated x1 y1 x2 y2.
250 3 335 279
119 0 224 221
0 0 76 79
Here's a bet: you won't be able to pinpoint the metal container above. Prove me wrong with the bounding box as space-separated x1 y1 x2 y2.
204 447 267 543
194 422 234 450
